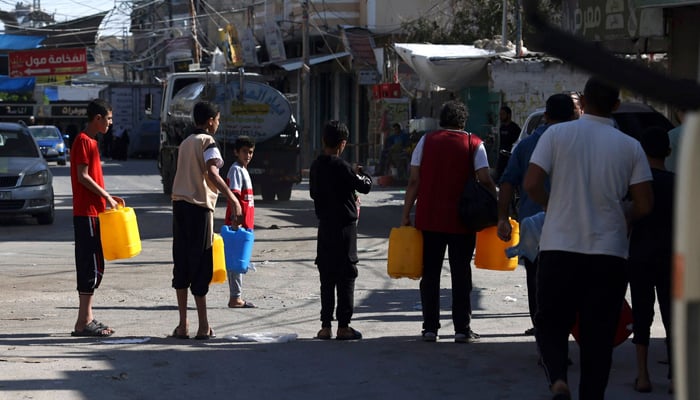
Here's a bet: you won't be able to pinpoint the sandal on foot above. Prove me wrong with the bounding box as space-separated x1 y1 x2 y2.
229 300 257 308
316 327 332 340
91 320 115 333
169 327 189 339
336 327 362 341
194 328 216 340
71 320 114 337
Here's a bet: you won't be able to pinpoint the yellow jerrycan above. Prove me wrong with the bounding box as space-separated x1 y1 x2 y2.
387 226 423 279
98 199 142 261
211 233 227 284
474 218 519 271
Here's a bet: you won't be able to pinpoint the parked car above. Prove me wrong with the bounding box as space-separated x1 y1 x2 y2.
28 125 68 165
513 102 675 149
0 123 55 224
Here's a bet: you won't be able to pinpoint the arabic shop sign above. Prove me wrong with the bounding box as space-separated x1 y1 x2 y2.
8 48 87 78
51 105 88 117
561 0 643 41
0 105 32 117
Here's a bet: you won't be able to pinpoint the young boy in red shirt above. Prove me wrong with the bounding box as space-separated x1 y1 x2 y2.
70 99 119 337
224 136 257 308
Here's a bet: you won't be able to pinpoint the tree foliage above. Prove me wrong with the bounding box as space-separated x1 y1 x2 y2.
401 0 559 46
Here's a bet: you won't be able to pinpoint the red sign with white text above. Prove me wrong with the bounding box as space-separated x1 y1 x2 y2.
8 48 87 78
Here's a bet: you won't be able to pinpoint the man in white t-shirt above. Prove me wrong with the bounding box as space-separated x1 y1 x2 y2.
524 77 654 400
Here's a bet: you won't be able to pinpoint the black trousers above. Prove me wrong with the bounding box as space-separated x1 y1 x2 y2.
420 231 476 334
172 200 213 297
628 257 672 378
536 251 627 400
524 256 538 326
316 221 358 328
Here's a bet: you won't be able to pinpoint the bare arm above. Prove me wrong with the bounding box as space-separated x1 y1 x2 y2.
626 181 654 224
401 166 420 226
207 160 242 220
476 167 497 197
523 163 549 209
77 164 118 209
497 182 514 241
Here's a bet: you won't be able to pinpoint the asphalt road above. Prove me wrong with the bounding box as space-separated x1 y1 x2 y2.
0 159 673 400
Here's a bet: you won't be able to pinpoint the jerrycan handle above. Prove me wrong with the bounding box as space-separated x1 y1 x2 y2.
111 196 125 210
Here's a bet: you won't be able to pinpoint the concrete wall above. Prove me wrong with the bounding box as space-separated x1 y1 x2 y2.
488 59 590 127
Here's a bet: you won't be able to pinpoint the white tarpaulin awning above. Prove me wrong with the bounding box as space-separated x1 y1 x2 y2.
394 43 508 90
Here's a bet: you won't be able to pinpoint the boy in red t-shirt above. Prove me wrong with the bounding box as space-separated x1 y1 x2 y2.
224 136 257 308
70 99 119 337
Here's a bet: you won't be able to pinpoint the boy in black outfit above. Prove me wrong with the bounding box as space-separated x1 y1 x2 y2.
310 120 372 340
628 126 675 393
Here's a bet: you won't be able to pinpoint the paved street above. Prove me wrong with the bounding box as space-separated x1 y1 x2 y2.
0 159 672 400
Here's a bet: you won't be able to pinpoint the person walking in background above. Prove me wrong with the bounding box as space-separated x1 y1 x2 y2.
70 99 119 337
378 123 410 176
495 105 521 180
665 105 686 173
628 126 675 393
170 101 241 340
310 120 372 341
497 93 575 337
401 100 497 343
224 136 257 309
524 77 654 400
102 125 113 159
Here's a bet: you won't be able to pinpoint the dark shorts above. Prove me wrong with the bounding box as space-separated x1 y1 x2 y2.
73 216 105 294
172 200 213 297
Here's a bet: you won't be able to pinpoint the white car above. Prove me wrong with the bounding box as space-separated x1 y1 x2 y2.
0 123 55 224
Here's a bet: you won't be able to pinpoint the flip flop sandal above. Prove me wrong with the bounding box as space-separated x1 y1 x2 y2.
229 301 257 308
71 320 114 337
194 328 216 340
170 327 189 339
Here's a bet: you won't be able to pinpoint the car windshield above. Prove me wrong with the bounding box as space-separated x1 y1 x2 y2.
29 127 61 140
0 132 40 157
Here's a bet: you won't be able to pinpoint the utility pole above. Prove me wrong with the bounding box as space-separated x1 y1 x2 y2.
189 0 200 65
501 0 508 45
301 0 311 170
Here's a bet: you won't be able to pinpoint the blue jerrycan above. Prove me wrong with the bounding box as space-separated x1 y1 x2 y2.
221 225 255 274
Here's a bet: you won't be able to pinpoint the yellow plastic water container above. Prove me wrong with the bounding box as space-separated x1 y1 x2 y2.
98 202 142 261
211 233 227 284
387 226 423 279
474 218 519 271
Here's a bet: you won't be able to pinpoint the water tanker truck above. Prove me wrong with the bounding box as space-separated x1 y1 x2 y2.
158 71 300 200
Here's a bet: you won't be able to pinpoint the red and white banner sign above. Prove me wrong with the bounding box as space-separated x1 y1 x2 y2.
9 48 87 78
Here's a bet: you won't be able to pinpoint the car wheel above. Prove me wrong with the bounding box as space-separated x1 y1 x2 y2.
261 184 276 201
36 200 55 225
276 182 293 201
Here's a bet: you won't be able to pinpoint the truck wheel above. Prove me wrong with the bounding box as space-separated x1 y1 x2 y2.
163 170 173 195
261 184 276 201
276 182 293 201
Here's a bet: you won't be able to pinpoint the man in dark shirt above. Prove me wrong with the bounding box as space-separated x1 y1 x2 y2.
496 105 521 180
309 120 372 341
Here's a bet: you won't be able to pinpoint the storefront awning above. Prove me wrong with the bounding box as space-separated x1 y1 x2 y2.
272 52 351 72
394 43 508 91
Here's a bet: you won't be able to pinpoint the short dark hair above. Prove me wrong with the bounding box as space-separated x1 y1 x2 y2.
87 99 111 121
501 105 512 116
639 126 670 159
439 100 467 129
193 101 219 126
392 123 401 130
234 135 255 151
546 93 575 121
583 77 619 114
322 120 349 148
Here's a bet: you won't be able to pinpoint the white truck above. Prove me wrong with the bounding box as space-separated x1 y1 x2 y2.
157 71 300 200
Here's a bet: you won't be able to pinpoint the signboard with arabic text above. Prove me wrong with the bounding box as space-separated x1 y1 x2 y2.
9 48 87 78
